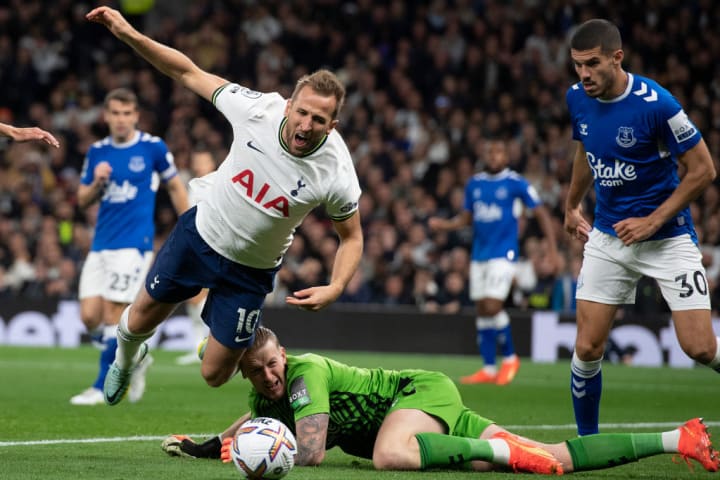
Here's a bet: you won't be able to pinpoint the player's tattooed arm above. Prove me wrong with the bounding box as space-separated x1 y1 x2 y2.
294 413 329 466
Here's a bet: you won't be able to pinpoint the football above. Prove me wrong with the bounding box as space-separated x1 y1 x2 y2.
228 417 297 479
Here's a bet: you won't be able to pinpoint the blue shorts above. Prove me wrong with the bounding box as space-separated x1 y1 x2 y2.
145 206 279 349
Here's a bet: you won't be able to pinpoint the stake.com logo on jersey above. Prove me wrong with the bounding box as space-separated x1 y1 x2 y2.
586 151 637 188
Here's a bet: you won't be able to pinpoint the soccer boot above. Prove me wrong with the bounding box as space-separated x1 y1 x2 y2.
128 351 154 403
197 336 208 361
69 387 104 406
493 431 564 475
460 369 497 385
676 417 719 472
175 351 201 365
103 343 149 406
496 357 520 385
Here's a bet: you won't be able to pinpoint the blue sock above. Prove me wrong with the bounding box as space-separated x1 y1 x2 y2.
571 352 603 435
92 337 117 390
478 328 497 367
496 324 515 357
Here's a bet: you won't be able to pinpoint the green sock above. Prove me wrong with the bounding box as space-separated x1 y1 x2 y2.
415 432 493 469
566 433 663 470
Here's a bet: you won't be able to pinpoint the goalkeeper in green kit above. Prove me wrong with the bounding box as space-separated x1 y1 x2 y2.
163 327 718 474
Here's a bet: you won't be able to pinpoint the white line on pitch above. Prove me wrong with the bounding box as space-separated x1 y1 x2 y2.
2 421 719 447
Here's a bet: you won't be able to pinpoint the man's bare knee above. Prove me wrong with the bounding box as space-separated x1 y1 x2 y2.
201 367 233 387
682 343 716 365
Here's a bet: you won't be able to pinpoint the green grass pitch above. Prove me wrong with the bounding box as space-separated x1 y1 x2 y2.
1 345 718 479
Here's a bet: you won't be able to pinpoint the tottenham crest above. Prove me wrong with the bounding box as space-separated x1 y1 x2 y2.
615 126 637 148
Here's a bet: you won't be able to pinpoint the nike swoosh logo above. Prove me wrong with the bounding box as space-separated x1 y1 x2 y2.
105 388 122 405
247 140 264 154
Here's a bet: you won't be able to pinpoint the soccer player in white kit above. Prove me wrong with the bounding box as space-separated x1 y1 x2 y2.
87 6 363 406
564 19 720 436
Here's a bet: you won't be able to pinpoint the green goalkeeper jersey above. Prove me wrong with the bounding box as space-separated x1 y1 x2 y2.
249 353 407 459
249 353 493 459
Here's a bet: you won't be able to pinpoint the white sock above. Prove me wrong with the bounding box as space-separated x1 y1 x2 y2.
103 324 118 339
571 351 602 378
706 337 720 372
661 430 681 452
116 306 155 369
488 438 511 464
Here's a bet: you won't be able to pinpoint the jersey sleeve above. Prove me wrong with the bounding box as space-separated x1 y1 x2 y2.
79 145 99 185
519 178 542 209
211 83 266 125
566 84 583 141
462 178 474 213
286 359 331 421
150 137 178 182
656 94 701 156
324 153 361 221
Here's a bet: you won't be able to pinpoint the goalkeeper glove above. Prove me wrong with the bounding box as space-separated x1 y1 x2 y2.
162 435 222 459
220 437 234 463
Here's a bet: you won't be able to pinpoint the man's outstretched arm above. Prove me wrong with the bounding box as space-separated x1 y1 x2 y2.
86 6 226 102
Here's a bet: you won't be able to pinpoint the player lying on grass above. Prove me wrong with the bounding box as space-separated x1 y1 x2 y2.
162 327 718 474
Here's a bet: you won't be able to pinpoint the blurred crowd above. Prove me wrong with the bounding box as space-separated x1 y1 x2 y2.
1 0 720 317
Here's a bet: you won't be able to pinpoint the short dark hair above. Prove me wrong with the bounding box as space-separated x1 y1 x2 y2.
291 69 346 119
570 19 622 54
103 88 138 109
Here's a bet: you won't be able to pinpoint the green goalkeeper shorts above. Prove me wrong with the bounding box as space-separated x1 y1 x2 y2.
389 370 494 438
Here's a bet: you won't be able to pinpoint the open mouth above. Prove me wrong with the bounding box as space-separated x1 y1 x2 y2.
294 133 309 148
266 379 283 397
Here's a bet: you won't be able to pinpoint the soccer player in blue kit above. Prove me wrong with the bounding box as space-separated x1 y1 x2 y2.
564 19 720 435
429 139 558 385
70 88 189 405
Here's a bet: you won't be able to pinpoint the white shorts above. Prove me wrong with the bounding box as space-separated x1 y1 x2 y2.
469 259 516 301
576 229 710 311
79 249 154 304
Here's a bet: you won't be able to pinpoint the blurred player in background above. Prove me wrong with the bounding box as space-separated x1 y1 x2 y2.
161 327 719 475
86 6 363 405
175 149 217 366
429 139 558 385
70 87 188 405
564 19 719 435
0 122 59 147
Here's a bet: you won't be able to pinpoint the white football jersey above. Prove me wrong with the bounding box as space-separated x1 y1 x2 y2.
193 83 361 269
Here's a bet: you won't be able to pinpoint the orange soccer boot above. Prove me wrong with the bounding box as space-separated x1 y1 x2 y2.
460 369 497 385
496 357 520 385
676 417 719 472
492 431 564 475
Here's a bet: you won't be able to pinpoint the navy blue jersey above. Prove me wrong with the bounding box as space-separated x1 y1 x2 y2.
566 73 702 242
463 169 541 262
80 131 178 252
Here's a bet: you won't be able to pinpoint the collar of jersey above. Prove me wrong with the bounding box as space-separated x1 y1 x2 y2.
597 72 633 104
109 130 140 148
481 167 511 179
278 117 328 158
